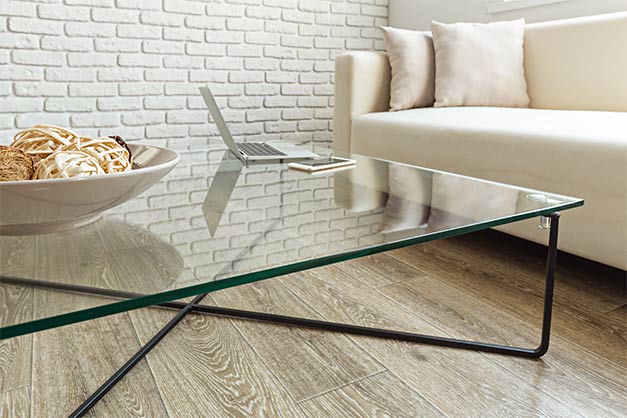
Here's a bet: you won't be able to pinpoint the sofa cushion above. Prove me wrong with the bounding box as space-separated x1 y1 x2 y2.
352 107 626 163
381 26 435 111
351 106 627 269
524 12 627 112
431 19 529 108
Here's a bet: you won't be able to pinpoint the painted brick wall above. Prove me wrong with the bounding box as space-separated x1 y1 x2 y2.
0 0 388 148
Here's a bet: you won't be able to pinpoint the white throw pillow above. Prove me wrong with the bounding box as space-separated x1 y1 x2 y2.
381 26 435 111
431 19 530 108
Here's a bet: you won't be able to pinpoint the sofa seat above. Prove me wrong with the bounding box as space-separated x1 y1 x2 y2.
353 107 626 158
350 107 627 269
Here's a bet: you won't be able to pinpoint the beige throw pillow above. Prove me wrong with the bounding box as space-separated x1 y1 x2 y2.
431 19 530 108
381 26 435 111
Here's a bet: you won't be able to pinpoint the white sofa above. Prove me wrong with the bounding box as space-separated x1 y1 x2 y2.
333 12 627 270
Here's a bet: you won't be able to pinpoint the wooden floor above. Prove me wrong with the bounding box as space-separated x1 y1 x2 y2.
1 230 625 417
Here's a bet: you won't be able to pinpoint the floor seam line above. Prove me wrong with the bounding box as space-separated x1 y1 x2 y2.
296 369 387 404
0 384 30 395
602 303 626 315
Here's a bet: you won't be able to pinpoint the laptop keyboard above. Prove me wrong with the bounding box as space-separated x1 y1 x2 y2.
237 142 287 157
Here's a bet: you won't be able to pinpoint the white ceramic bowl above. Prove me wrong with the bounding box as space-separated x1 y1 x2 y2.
0 143 179 235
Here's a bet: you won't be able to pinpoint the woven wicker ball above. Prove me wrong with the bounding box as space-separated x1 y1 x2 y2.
12 125 80 159
0 145 35 182
33 150 104 180
65 136 132 174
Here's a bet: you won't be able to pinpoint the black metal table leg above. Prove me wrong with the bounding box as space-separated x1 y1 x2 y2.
535 212 560 357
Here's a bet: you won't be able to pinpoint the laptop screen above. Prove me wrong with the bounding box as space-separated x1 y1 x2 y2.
199 86 243 161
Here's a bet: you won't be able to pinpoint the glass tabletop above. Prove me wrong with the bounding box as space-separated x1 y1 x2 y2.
0 144 583 339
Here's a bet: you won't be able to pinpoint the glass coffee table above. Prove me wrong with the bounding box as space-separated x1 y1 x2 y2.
0 145 583 415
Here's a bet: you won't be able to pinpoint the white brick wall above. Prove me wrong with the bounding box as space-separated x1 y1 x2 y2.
0 0 388 147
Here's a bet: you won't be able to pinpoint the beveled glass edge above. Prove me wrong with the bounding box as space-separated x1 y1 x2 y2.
0 198 583 340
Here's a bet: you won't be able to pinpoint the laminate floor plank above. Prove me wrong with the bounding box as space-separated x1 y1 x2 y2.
0 285 32 394
128 307 309 418
31 227 120 322
300 371 445 418
280 267 584 418
0 386 29 418
31 299 169 418
207 279 385 402
0 236 35 394
606 305 626 321
430 230 626 314
0 235 36 325
337 253 428 289
30 229 168 417
95 219 185 294
389 242 627 368
376 275 626 418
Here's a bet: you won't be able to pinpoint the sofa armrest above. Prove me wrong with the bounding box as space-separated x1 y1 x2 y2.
333 52 390 153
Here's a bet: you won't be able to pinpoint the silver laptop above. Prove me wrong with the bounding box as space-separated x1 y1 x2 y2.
200 87 318 161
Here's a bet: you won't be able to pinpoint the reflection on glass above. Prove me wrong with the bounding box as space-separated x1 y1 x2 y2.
1 216 183 326
203 154 244 236
382 165 432 233
1 146 583 336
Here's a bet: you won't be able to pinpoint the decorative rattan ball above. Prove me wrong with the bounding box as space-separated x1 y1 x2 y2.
33 151 104 180
12 125 80 159
65 136 132 174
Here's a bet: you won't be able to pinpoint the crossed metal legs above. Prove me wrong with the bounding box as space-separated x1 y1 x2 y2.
2 213 560 417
